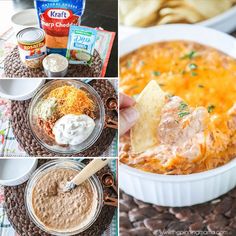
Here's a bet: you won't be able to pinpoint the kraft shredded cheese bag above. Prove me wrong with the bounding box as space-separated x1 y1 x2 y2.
34 0 85 56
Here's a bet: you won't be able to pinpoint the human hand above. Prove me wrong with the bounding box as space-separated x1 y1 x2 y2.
119 93 139 136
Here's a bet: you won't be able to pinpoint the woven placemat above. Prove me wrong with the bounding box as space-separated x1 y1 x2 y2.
11 79 117 157
120 189 236 236
4 159 116 236
4 46 103 78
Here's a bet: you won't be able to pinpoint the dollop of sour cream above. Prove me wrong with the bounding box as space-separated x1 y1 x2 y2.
52 114 95 145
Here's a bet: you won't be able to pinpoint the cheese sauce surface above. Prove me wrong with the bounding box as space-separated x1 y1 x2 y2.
120 41 236 115
120 41 236 174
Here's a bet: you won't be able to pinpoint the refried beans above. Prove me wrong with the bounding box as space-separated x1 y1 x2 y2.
31 168 98 232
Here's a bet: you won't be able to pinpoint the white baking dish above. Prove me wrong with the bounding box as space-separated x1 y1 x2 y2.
119 160 236 207
119 24 236 207
0 79 45 101
0 159 38 186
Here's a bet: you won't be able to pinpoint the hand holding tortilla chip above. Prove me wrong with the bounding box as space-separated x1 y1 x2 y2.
119 93 139 136
131 80 166 154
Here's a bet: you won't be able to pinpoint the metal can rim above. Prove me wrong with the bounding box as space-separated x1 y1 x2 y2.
17 27 45 45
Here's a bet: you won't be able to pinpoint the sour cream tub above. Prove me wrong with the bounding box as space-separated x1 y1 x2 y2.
43 54 69 77
119 24 236 207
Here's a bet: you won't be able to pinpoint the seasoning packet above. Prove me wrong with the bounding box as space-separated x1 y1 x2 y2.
66 26 97 65
95 28 116 77
34 0 85 56
67 25 116 76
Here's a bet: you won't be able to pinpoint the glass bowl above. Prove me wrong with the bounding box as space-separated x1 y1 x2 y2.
28 79 105 154
25 160 103 236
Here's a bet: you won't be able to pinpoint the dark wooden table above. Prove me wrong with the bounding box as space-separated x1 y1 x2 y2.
2 0 118 77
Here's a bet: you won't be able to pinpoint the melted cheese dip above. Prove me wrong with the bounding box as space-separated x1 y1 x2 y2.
120 41 236 174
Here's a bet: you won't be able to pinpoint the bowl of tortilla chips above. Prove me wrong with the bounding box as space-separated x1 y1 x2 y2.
119 0 236 33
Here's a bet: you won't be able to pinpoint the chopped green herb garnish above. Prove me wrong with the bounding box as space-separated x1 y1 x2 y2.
188 51 196 59
207 105 215 113
126 60 131 68
153 71 161 76
178 111 190 118
198 84 204 88
140 61 145 66
189 63 198 70
177 101 190 118
191 71 197 76
179 102 188 110
181 50 196 60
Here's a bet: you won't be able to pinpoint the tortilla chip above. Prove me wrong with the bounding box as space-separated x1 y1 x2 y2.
119 0 234 26
131 80 166 154
158 7 203 24
120 0 161 27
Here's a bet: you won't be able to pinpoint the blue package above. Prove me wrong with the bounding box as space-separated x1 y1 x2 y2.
66 26 97 65
34 0 86 56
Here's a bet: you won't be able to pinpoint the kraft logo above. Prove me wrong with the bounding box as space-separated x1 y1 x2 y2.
47 9 70 19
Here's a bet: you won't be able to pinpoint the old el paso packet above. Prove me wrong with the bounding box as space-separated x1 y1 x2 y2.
34 0 85 56
66 26 97 65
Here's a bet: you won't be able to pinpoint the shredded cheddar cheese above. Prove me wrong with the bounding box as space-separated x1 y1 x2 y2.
48 86 95 116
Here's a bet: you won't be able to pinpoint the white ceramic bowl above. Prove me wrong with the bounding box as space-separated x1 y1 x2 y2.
119 5 236 40
0 79 45 101
0 159 38 186
119 24 236 207
198 5 236 32
11 9 39 34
